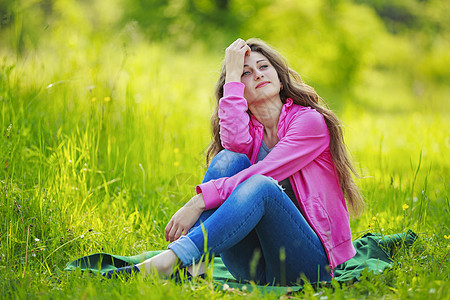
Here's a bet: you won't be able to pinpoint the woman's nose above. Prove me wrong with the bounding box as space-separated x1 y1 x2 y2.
255 70 264 80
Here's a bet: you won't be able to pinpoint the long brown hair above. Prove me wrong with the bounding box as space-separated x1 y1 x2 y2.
206 38 364 215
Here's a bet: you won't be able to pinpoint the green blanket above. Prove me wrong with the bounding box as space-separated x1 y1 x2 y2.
65 229 417 294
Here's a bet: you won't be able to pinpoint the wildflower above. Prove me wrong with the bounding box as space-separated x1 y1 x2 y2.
91 97 96 102
173 161 180 167
34 238 40 242
369 223 375 227
223 283 229 291
80 234 85 239
402 204 409 211
444 235 450 240
372 217 377 222
104 97 111 102
173 148 179 153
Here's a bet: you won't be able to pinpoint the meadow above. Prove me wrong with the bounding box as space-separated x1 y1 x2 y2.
1 0 449 298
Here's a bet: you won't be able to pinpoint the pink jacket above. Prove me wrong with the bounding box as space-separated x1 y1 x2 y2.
196 82 356 271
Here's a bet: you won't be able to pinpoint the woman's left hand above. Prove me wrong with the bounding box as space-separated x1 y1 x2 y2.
165 193 206 242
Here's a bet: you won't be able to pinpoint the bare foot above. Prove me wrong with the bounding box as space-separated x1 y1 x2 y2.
136 250 179 277
187 261 206 277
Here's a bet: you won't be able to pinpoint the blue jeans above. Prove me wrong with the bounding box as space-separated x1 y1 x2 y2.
168 150 331 285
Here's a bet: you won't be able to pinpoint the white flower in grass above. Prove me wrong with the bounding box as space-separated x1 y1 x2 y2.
35 238 40 242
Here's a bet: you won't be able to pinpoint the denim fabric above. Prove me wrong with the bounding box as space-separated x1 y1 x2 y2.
168 150 331 285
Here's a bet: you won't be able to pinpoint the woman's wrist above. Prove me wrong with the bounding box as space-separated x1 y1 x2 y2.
225 73 241 84
191 193 206 211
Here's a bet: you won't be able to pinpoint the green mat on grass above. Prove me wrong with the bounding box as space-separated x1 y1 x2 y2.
65 229 417 295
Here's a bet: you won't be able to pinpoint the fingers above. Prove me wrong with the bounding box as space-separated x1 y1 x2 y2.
227 38 250 55
228 38 245 49
243 44 251 56
173 227 184 242
166 219 179 242
166 216 187 242
168 225 177 242
165 220 173 241
235 38 251 56
168 224 186 242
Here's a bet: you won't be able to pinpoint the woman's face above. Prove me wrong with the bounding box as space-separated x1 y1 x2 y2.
240 51 281 105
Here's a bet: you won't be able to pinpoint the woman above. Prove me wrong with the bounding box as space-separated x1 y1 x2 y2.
104 38 364 285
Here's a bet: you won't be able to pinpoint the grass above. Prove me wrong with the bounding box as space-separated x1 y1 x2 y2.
0 33 449 299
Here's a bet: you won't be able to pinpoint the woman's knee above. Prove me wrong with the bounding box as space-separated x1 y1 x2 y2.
233 174 282 206
205 150 251 180
216 149 250 167
243 174 282 192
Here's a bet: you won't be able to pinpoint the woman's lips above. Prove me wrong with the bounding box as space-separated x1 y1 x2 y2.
256 81 270 89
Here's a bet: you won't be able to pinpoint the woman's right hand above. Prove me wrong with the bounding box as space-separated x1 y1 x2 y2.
164 193 205 242
225 38 251 83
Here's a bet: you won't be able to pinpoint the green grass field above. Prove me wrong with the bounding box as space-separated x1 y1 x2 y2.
1 3 449 297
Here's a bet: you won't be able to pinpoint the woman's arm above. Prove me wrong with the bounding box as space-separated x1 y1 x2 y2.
198 108 330 210
218 82 253 155
219 39 254 155
164 39 252 242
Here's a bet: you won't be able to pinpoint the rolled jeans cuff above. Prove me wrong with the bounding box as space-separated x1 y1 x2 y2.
167 236 201 268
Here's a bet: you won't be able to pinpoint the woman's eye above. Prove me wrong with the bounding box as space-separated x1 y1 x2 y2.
241 71 250 77
260 65 268 69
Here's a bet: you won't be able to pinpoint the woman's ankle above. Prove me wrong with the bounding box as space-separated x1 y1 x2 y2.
136 250 180 277
186 261 206 277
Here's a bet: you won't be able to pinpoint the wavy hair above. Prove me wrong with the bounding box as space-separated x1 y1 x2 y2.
206 38 364 215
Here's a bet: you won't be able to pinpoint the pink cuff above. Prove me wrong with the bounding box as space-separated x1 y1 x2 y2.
223 82 245 97
196 181 222 210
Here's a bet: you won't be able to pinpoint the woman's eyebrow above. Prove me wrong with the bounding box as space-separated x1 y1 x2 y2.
243 59 267 67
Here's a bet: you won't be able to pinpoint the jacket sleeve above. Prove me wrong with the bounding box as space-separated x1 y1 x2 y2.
218 82 253 156
197 108 330 210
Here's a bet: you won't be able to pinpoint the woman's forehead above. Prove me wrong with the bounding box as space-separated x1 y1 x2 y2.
244 51 268 65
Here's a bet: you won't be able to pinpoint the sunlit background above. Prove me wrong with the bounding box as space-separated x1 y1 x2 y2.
0 0 449 297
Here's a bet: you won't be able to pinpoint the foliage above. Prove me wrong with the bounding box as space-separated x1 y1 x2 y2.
0 0 449 299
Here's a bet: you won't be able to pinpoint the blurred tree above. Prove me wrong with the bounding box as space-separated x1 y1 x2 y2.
354 0 450 89
355 0 450 36
0 0 13 28
216 0 229 10
236 0 384 108
0 0 448 109
120 0 271 48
